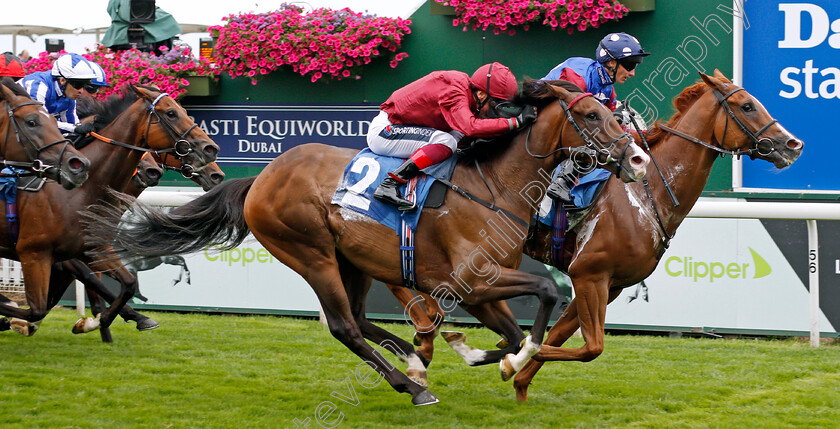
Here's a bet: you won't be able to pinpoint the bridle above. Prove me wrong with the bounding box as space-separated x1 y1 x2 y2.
88 92 200 177
659 87 778 159
525 91 635 175
1 99 73 182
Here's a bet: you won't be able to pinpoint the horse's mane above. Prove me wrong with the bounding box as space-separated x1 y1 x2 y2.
77 84 161 127
513 78 583 108
0 76 31 98
644 80 709 146
459 79 584 163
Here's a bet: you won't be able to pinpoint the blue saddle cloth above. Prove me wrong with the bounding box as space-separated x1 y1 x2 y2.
331 149 457 233
538 167 611 227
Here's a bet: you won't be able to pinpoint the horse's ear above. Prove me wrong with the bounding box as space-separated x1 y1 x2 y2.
713 69 732 83
547 84 573 102
699 72 728 91
0 81 15 103
131 84 153 100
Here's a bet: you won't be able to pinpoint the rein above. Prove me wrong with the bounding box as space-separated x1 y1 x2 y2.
86 91 199 172
445 91 635 230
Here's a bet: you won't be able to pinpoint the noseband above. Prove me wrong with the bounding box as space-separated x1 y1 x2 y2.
659 87 778 158
2 100 73 181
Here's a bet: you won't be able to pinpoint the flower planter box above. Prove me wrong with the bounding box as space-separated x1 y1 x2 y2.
621 0 655 12
184 76 220 97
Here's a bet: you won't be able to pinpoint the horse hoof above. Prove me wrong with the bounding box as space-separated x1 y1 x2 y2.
440 330 465 344
411 390 439 406
496 338 510 349
413 332 422 346
135 318 160 332
72 317 100 334
10 318 36 336
407 369 429 388
500 354 517 382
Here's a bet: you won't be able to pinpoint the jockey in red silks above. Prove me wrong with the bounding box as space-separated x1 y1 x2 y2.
542 32 650 204
367 62 536 211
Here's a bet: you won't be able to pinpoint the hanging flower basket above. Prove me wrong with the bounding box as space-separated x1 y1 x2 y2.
435 0 629 35
209 4 412 84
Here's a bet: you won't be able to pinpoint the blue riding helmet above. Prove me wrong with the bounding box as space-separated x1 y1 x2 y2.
596 32 650 64
88 61 109 86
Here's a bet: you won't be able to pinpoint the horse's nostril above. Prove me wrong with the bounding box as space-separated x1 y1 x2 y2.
211 172 225 184
631 155 648 167
787 139 803 150
204 145 219 157
148 169 163 180
68 156 86 171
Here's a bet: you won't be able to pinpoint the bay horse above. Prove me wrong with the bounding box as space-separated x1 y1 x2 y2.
0 77 89 189
0 84 219 336
86 79 649 405
386 72 804 396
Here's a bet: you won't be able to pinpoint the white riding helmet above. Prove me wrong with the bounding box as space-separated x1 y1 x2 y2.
88 61 109 86
51 53 96 80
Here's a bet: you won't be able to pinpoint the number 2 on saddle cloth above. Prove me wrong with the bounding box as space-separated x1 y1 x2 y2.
331 149 457 288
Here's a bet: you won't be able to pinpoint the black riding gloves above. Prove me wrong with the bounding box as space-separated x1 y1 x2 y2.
514 105 537 129
74 122 95 135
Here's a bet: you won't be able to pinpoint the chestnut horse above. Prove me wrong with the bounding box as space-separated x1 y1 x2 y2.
0 77 89 189
0 85 219 336
385 71 803 400
86 80 649 405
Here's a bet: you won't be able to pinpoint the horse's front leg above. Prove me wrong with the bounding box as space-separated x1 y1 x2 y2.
387 283 444 362
83 259 138 331
0 252 54 336
443 300 526 367
453 267 559 380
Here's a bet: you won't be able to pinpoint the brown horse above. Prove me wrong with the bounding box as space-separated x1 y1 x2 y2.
0 77 89 189
387 72 805 396
0 84 219 335
87 79 649 405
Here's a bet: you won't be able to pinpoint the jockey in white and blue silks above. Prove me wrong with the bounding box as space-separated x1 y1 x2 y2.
541 32 650 204
19 53 98 135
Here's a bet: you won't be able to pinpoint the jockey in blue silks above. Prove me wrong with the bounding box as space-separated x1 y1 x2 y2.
542 32 650 204
19 53 99 136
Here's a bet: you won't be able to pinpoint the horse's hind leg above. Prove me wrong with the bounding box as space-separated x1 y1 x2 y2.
304 262 438 406
68 261 159 332
338 255 431 388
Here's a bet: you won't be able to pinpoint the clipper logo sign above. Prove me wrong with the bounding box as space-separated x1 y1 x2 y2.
664 247 772 283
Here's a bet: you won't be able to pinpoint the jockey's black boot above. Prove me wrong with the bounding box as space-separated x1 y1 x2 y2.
546 159 577 205
373 159 422 210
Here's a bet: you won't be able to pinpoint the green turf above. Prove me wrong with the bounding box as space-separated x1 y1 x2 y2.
1 309 838 428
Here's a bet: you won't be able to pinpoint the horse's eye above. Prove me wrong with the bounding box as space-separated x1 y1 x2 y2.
586 112 598 121
742 103 754 112
25 119 37 127
166 110 177 118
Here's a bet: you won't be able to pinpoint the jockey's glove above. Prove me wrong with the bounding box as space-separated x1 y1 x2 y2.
74 122 95 135
514 105 537 129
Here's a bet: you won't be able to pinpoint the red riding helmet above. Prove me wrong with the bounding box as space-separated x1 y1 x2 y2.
0 52 26 78
470 62 518 100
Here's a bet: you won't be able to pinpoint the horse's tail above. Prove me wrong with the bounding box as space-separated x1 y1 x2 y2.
84 177 256 260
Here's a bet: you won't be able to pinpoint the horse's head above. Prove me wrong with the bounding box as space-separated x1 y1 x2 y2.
539 80 649 183
699 70 803 168
131 85 220 172
0 78 90 189
131 152 164 190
